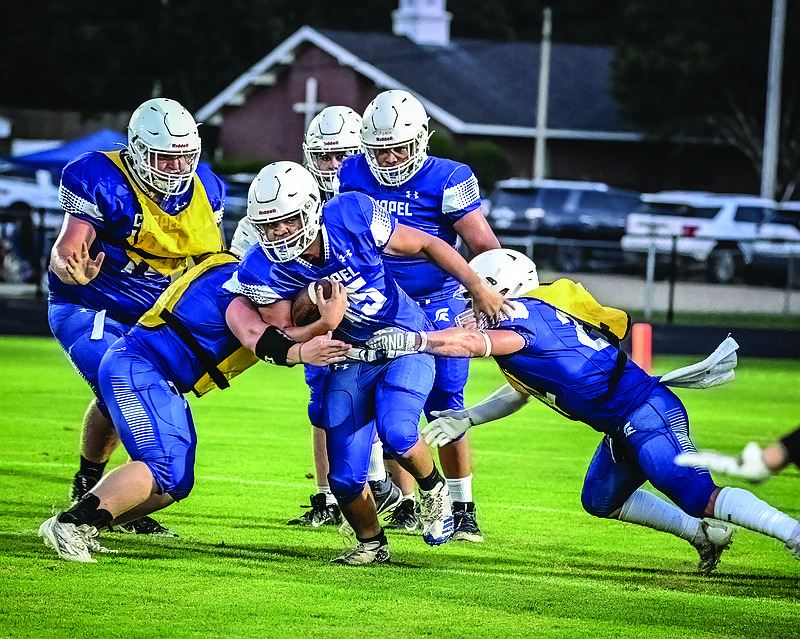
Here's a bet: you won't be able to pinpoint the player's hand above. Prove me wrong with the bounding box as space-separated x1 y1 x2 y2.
366 327 423 352
422 409 473 448
296 332 350 366
467 279 513 327
317 281 348 330
674 442 771 483
64 241 104 285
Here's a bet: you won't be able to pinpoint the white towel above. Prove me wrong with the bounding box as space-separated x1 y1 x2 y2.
660 335 739 389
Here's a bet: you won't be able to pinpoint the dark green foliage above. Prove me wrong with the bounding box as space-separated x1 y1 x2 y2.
463 140 513 192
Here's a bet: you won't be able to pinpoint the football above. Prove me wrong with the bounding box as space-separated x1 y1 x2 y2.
291 279 335 327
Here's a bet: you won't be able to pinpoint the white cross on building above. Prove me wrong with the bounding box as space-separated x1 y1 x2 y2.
292 77 327 132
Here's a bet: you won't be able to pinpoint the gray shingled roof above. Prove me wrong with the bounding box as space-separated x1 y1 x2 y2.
196 26 638 140
320 29 636 134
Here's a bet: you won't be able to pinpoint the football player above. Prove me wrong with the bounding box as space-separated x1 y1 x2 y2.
39 218 351 562
337 90 501 541
367 249 800 574
224 161 508 564
48 98 227 536
287 106 398 528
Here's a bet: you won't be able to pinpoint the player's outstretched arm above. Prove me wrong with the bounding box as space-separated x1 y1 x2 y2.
226 296 349 366
50 216 104 285
366 326 525 358
675 443 773 483
289 331 350 367
422 383 531 447
385 223 510 321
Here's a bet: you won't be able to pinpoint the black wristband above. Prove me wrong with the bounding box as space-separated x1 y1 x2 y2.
255 326 297 366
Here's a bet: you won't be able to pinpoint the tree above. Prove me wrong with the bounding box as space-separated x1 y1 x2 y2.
611 0 800 200
1 0 631 116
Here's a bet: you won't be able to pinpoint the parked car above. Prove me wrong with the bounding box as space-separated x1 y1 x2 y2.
0 163 60 215
748 201 800 286
621 191 800 284
483 179 641 272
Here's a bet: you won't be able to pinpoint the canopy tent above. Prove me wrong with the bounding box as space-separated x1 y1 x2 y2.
5 129 127 173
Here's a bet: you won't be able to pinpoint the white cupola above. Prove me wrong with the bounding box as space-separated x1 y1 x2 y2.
392 0 452 46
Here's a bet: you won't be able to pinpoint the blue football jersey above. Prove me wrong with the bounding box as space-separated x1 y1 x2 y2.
126 257 254 395
338 154 482 300
225 191 432 344
48 150 226 324
494 297 661 434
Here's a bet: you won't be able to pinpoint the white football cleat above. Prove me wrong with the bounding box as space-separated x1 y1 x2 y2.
675 442 771 483
418 481 454 546
39 516 96 563
330 539 391 565
692 518 736 576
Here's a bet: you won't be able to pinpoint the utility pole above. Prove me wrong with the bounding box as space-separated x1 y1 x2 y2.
533 7 551 180
761 0 786 200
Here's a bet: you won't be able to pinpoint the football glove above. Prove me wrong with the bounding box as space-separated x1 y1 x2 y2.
346 346 411 362
674 442 771 483
422 409 473 448
366 327 425 353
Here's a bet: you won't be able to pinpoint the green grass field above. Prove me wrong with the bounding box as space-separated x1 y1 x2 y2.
1 336 798 638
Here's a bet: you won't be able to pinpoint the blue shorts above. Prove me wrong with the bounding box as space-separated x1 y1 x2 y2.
322 353 435 503
98 338 197 501
581 385 716 518
418 294 469 421
49 301 130 415
303 363 329 429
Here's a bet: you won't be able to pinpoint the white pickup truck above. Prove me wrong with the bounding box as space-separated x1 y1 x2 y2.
621 191 800 284
0 163 61 214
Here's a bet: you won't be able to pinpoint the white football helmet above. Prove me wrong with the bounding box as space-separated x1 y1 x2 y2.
303 106 362 194
246 162 321 262
228 217 258 259
456 249 539 328
127 98 201 197
360 90 431 187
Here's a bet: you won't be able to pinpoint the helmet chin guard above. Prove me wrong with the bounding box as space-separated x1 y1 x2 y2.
246 162 321 263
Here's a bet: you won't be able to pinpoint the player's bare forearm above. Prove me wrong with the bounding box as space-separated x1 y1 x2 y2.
226 296 272 352
423 327 487 357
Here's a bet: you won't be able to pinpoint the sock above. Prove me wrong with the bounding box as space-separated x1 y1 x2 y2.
714 486 799 542
446 474 474 503
619 489 702 543
367 440 387 482
355 527 388 545
317 486 336 505
78 456 107 481
58 493 113 530
417 467 444 492
402 492 416 503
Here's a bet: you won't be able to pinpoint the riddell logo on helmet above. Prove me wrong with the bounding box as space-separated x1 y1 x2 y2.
171 143 190 148
375 136 395 142
259 208 278 215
